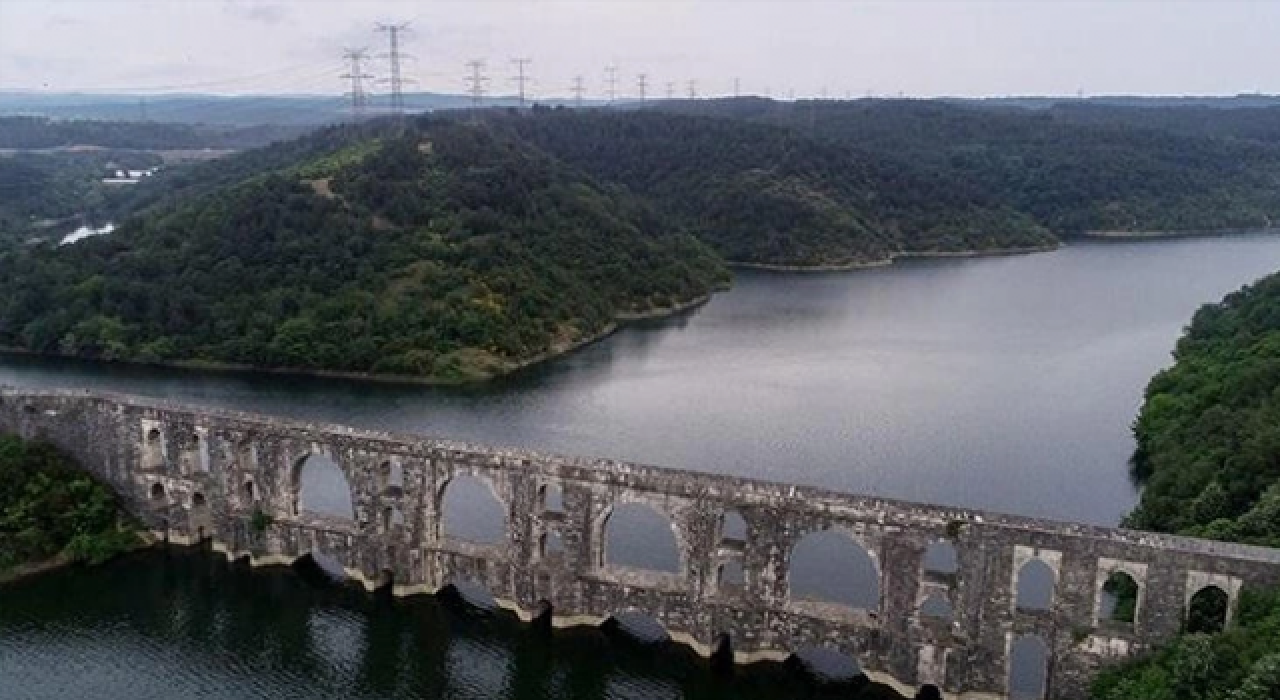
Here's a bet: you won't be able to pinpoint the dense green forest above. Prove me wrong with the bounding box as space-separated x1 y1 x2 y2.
0 150 161 244
0 118 728 381
0 434 138 577
497 108 1053 266
11 104 1280 378
1126 272 1280 544
0 116 305 245
661 99 1280 235
1046 103 1280 146
1092 588 1280 700
13 103 1280 266
1087 273 1280 698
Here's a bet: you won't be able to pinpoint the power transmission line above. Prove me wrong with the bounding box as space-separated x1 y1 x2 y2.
733 77 740 98
665 82 675 100
465 59 489 115
605 64 618 104
510 58 532 107
571 75 585 107
636 73 647 103
68 63 322 94
376 22 413 114
341 48 373 118
687 80 698 99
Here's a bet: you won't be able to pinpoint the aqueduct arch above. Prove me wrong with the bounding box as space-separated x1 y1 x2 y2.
5 389 1280 700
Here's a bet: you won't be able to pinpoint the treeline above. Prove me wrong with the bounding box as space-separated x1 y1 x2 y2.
660 99 1280 236
0 435 138 575
1047 103 1280 146
0 116 305 151
1088 272 1280 698
0 118 728 382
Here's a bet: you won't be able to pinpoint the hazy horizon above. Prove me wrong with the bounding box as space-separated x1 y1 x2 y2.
2 0 1279 100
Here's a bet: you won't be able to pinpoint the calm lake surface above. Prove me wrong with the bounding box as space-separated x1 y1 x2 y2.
5 235 1280 698
7 236 1280 523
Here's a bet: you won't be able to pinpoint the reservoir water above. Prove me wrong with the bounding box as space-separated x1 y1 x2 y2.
7 236 1280 523
5 235 1280 697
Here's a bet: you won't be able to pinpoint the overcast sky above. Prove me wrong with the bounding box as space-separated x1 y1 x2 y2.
1 0 1278 99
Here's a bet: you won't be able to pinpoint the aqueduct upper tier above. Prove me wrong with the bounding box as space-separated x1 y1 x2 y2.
3 388 1279 700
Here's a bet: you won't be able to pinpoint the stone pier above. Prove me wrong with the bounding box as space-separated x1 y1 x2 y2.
3 388 1279 699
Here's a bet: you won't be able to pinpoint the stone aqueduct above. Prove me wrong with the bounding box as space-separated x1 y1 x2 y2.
3 388 1280 700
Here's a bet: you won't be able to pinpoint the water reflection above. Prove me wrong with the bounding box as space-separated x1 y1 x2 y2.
0 549 903 699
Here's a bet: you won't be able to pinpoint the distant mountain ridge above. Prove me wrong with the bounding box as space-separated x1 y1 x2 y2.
8 90 1280 127
658 98 1280 236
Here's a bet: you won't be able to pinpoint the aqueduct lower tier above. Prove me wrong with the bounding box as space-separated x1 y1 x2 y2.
3 389 1279 699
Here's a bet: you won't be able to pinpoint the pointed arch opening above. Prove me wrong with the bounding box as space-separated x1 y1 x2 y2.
721 510 747 543
1008 635 1048 699
382 460 404 493
295 454 355 520
603 502 680 573
540 483 564 514
150 482 166 501
1015 558 1055 612
924 541 959 576
1186 585 1229 634
142 426 164 469
604 610 670 645
193 432 209 472
440 474 506 545
540 531 565 559
788 529 879 611
1100 571 1139 625
790 646 863 683
919 593 954 622
242 479 257 504
718 559 745 588
383 506 406 533
441 579 498 613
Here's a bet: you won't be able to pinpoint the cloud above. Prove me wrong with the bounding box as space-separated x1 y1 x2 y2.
222 0 290 25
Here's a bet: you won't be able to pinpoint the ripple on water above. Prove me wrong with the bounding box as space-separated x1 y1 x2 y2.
0 550 905 699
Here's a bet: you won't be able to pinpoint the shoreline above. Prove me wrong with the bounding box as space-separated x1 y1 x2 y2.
0 531 152 587
0 294 715 389
1081 227 1280 240
0 554 72 585
728 242 1062 272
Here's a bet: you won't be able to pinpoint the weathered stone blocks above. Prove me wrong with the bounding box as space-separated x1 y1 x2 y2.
2 388 1279 700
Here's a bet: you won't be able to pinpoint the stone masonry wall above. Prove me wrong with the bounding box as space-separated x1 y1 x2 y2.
3 388 1279 700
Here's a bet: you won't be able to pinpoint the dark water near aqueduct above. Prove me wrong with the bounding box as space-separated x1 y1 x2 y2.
5 236 1280 698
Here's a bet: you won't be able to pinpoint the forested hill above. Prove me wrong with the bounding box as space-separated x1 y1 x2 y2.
1089 274 1280 699
659 99 1280 236
1126 273 1280 545
495 109 1053 267
0 118 728 382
